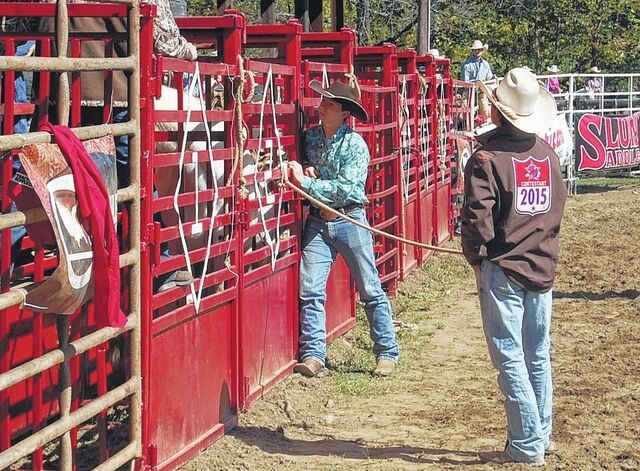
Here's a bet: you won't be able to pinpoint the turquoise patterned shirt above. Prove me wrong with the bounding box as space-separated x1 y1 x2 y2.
300 122 369 208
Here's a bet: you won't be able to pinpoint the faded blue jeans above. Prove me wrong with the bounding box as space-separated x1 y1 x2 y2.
476 260 552 465
299 208 399 365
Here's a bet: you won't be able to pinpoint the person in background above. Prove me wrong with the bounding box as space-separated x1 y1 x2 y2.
289 80 400 378
546 65 561 94
461 40 494 120
461 40 493 83
586 66 602 96
462 68 567 466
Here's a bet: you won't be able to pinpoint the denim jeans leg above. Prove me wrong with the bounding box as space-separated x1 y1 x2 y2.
299 217 336 365
112 109 130 188
478 261 545 463
523 288 553 448
334 209 399 362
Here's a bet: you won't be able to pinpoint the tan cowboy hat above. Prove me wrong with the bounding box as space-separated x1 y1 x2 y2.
470 40 488 51
477 67 557 134
309 80 368 122
427 48 444 59
587 66 601 73
547 65 559 73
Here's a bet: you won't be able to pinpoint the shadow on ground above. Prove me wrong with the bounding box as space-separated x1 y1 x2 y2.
230 425 483 466
554 289 640 301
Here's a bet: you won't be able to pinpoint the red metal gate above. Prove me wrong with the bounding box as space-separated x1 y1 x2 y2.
240 22 302 409
396 50 421 277
354 45 401 294
139 12 244 470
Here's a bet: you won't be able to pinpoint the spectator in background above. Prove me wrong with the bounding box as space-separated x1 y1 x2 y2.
461 40 493 83
586 66 602 95
546 65 561 94
461 40 494 120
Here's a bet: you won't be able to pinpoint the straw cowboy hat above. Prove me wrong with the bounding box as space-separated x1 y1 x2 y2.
427 48 444 59
587 66 601 73
477 67 557 134
547 65 559 73
470 40 488 51
309 79 368 122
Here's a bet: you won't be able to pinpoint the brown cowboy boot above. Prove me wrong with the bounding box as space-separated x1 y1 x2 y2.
372 358 396 377
293 358 324 378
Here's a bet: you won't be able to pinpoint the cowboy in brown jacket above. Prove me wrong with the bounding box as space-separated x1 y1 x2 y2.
462 68 567 466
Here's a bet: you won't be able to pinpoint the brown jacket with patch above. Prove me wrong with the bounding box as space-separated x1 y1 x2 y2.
461 125 567 291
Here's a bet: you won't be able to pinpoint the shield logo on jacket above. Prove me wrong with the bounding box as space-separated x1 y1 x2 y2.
512 156 552 216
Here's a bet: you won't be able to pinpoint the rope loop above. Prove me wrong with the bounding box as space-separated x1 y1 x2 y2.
416 71 428 94
344 65 362 99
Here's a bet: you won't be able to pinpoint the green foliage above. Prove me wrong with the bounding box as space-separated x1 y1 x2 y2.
186 0 640 77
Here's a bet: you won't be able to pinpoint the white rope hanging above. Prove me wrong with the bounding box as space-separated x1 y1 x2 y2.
399 76 412 202
173 62 221 313
253 65 284 271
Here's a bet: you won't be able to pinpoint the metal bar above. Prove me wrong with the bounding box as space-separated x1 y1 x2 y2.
0 249 137 311
0 314 138 392
126 0 143 464
56 317 73 471
0 56 136 72
0 377 139 470
0 120 137 152
92 442 139 471
0 185 137 231
57 0 70 126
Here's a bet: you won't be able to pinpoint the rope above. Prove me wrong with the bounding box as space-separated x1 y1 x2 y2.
173 61 221 313
344 65 361 99
226 55 255 196
253 64 284 271
418 78 430 184
416 71 428 94
282 170 463 256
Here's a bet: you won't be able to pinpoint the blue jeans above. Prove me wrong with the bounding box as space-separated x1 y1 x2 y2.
476 260 552 464
299 208 399 365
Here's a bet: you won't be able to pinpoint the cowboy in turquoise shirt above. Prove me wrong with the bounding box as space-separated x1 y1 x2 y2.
298 121 369 208
289 80 399 379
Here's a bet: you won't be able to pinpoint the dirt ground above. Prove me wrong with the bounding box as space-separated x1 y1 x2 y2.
180 184 640 471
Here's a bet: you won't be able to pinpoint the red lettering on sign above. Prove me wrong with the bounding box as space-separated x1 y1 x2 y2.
578 114 606 171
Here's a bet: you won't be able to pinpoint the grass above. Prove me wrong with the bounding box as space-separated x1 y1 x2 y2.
577 175 640 193
325 253 471 398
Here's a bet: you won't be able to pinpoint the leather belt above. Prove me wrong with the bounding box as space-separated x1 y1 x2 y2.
309 203 363 221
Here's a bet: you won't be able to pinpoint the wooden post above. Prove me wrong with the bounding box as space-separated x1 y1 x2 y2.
330 0 344 31
417 0 430 54
309 0 323 32
295 0 310 31
261 0 276 24
217 0 233 15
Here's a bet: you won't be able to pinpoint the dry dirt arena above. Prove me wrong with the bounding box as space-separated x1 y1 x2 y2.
181 184 640 470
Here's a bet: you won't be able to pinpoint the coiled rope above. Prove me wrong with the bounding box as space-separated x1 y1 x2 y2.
226 55 256 196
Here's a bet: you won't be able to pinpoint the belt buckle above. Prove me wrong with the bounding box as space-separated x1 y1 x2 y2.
319 209 338 221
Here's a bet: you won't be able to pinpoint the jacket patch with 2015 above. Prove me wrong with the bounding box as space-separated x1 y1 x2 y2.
512 156 552 216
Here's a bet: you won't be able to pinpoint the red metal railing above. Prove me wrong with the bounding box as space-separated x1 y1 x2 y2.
139 12 244 471
354 44 401 294
0 2 144 469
